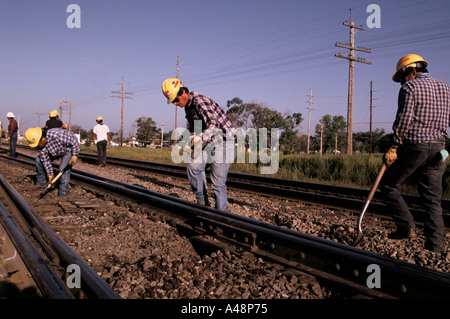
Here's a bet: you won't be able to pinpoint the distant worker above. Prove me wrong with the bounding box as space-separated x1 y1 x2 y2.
92 116 111 167
45 110 67 130
379 54 450 254
162 78 235 211
6 112 18 158
24 127 79 197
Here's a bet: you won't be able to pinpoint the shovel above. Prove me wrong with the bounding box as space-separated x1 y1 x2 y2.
39 165 71 199
352 164 386 246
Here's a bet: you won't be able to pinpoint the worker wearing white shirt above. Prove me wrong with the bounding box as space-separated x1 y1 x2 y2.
92 116 111 166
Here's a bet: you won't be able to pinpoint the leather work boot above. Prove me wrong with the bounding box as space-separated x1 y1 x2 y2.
388 229 417 240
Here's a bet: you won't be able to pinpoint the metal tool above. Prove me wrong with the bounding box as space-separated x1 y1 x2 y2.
39 165 70 199
352 164 386 247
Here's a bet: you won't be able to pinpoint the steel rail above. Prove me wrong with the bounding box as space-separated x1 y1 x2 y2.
74 169 450 298
4 153 450 298
0 172 120 299
10 147 450 217
0 201 73 298
76 152 450 226
32 160 448 299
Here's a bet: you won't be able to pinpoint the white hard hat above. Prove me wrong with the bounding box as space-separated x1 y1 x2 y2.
6 112 14 118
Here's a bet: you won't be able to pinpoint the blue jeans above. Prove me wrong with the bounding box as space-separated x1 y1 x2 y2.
379 142 446 252
9 131 17 157
36 152 72 197
186 141 234 211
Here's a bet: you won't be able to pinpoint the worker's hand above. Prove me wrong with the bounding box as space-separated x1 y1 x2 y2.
69 156 78 166
48 175 55 184
190 135 204 159
383 147 398 168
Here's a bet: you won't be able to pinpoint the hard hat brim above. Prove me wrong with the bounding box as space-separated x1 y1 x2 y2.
26 128 42 148
393 55 428 82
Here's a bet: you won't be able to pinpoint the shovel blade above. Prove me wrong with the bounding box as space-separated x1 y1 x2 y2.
39 185 51 199
352 231 364 247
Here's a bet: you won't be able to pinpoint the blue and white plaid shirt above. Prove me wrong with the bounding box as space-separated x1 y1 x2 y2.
38 128 80 176
393 73 450 145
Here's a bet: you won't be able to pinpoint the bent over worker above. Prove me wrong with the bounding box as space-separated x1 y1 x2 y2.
25 127 79 197
162 78 235 211
379 54 450 254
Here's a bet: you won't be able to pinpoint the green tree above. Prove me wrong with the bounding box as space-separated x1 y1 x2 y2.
315 114 347 153
226 98 258 129
354 128 386 153
226 97 303 153
135 117 160 146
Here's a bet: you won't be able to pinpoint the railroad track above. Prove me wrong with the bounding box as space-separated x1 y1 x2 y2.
11 145 450 225
1 153 449 299
76 151 450 227
0 169 120 299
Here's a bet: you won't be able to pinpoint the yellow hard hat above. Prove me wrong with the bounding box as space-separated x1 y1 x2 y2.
162 78 183 104
96 116 103 121
49 110 58 117
25 127 43 148
393 54 428 82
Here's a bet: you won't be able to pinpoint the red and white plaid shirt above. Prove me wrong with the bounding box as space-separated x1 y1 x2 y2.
184 93 235 142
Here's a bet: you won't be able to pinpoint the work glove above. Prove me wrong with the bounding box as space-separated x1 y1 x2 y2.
383 147 398 168
47 175 55 186
190 135 204 160
69 156 78 166
440 149 449 162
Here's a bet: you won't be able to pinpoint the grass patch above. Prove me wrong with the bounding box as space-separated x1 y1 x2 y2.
82 146 450 199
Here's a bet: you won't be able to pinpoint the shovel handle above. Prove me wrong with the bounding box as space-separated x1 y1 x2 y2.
352 164 386 246
38 166 70 199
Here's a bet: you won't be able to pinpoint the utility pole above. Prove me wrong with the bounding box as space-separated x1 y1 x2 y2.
35 107 45 127
161 122 165 149
112 76 133 147
59 98 73 132
320 124 324 155
174 56 179 145
335 9 371 154
335 133 338 154
306 88 313 155
369 81 377 154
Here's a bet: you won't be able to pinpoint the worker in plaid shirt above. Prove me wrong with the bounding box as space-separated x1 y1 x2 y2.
380 54 450 253
25 127 79 197
162 78 235 211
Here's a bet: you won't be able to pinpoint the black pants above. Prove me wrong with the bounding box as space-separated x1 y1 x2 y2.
379 142 446 252
96 140 108 165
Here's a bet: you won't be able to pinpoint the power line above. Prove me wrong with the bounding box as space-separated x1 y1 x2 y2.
59 98 73 132
34 107 45 127
335 9 371 154
307 88 313 155
111 76 133 146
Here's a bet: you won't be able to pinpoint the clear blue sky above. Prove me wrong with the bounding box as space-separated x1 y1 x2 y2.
1 0 450 139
